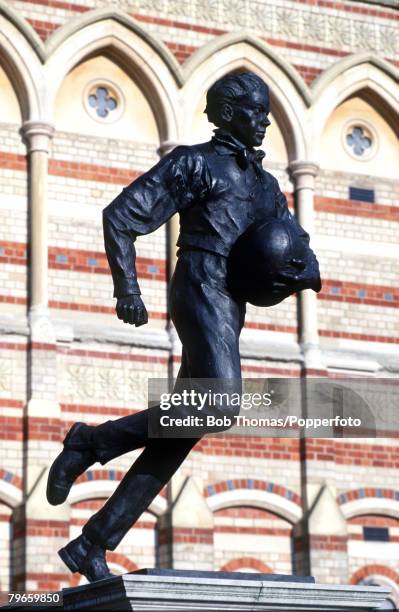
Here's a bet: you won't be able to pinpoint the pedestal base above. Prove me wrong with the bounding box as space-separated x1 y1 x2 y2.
61 569 389 611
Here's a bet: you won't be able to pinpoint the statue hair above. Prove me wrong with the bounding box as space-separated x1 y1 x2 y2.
205 72 269 126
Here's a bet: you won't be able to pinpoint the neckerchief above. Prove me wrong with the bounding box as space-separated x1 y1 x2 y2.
211 129 266 174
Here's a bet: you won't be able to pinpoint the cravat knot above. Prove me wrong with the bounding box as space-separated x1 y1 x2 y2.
236 148 265 171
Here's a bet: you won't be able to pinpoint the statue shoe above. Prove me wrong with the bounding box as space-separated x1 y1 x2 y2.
58 534 115 582
46 422 97 506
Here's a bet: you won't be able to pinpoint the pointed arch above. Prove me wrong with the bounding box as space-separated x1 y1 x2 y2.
183 33 311 106
180 32 309 160
312 53 398 102
44 9 181 142
0 0 42 119
310 54 399 158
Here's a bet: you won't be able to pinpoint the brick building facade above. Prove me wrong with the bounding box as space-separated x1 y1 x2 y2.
0 0 398 605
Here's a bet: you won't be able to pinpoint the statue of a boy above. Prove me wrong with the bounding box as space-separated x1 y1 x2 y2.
47 72 319 582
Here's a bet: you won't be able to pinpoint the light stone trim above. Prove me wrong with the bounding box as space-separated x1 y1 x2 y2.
1 6 398 165
358 575 399 609
305 484 348 537
68 481 167 515
289 159 323 369
55 320 302 362
310 60 399 160
131 0 399 59
64 320 171 350
136 0 398 57
0 0 44 61
1 317 398 373
239 329 302 362
183 31 312 106
44 15 180 143
21 121 54 321
21 119 54 153
339 497 399 520
311 52 399 101
62 574 391 611
45 8 183 85
289 160 319 188
206 489 302 524
0 3 42 119
25 467 71 520
0 479 23 508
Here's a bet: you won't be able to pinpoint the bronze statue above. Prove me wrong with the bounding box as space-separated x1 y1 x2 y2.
47 72 321 582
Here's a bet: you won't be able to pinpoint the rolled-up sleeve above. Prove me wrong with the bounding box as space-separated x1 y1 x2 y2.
103 146 209 298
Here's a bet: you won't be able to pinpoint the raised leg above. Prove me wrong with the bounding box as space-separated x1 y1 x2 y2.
82 436 199 550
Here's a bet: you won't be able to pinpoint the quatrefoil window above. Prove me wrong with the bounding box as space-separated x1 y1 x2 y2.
343 121 377 162
84 80 124 123
346 126 372 157
88 86 117 118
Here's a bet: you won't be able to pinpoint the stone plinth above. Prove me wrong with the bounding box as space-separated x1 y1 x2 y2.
59 569 390 611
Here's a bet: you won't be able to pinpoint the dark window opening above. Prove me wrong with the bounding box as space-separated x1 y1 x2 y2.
363 526 389 542
349 187 375 203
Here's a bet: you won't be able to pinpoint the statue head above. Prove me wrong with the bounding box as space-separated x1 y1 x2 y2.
205 72 270 147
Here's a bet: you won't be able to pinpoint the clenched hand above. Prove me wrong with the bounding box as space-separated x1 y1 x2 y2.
116 295 148 327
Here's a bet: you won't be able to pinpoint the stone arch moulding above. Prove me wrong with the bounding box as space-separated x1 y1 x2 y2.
205 488 302 524
0 0 43 119
220 558 273 573
104 552 138 573
43 9 181 143
0 478 23 509
180 32 310 160
338 493 399 521
310 53 399 159
68 479 167 516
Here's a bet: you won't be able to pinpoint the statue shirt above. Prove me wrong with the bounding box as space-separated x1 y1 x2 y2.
103 131 305 297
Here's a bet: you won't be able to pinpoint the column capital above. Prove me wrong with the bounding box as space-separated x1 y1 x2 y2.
289 160 319 178
289 161 319 191
21 120 55 153
157 140 182 157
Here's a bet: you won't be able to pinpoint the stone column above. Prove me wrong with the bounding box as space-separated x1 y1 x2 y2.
289 163 337 581
21 120 60 418
289 160 324 373
22 121 55 338
15 122 67 591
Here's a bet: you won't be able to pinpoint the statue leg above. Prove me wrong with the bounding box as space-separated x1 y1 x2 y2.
78 253 245 553
57 252 245 579
57 353 200 580
70 350 192 464
47 353 191 507
81 436 199 550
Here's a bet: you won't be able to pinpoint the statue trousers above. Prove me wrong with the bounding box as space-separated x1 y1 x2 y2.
82 250 246 550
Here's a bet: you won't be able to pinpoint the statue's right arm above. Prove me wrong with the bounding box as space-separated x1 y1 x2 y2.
102 147 210 325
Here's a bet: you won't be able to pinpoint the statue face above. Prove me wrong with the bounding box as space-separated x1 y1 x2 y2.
226 89 270 148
